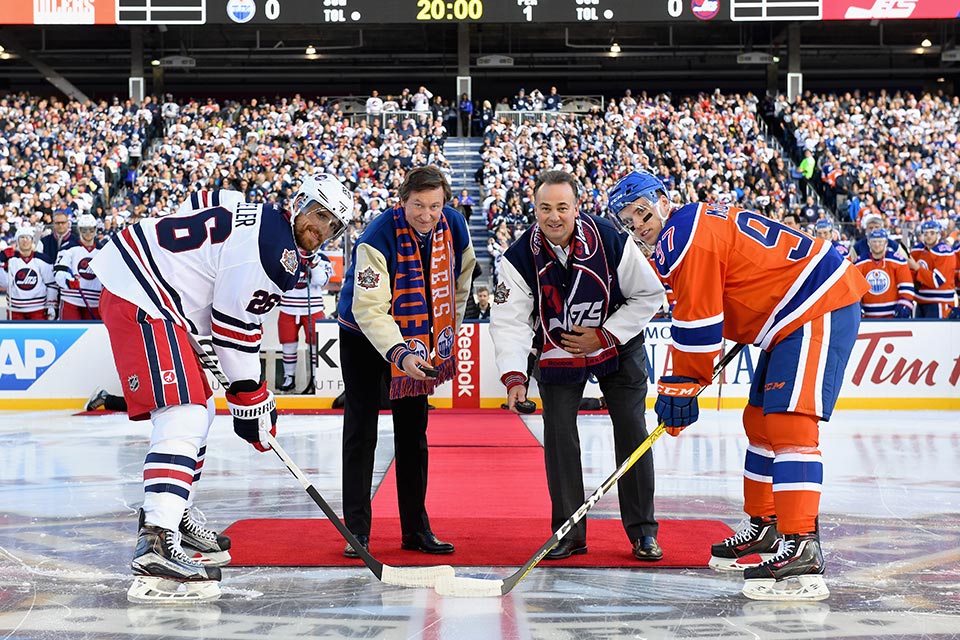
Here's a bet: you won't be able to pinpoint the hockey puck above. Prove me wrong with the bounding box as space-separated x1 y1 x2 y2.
501 400 537 414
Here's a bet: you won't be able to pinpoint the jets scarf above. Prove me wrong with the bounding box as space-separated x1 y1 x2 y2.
387 205 456 399
533 215 619 385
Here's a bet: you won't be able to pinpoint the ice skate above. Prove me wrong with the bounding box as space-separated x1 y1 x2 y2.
742 532 829 601
709 515 779 571
86 388 109 411
180 508 232 567
277 375 297 393
128 510 222 604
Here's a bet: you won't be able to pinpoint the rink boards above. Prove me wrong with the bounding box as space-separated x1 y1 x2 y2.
0 319 957 411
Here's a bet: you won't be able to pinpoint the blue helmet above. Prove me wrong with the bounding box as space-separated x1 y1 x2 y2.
607 171 667 218
867 228 888 241
814 219 833 232
919 219 941 234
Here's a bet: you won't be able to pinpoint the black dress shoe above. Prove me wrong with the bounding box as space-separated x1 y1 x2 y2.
633 536 663 561
343 534 369 558
545 538 587 560
401 531 455 554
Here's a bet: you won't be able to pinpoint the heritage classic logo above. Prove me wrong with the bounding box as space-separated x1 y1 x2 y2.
357 266 381 290
280 248 299 276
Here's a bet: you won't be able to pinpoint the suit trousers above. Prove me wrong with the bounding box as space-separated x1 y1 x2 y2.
536 336 658 543
340 328 431 538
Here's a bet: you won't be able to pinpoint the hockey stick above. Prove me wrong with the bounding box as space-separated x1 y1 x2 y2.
435 342 747 598
263 432 454 588
186 337 454 588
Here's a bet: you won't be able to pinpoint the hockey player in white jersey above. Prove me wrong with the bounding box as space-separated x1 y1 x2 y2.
54 214 105 320
0 226 58 320
91 174 353 603
276 252 334 392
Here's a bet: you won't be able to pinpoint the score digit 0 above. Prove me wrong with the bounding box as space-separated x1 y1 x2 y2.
265 0 280 20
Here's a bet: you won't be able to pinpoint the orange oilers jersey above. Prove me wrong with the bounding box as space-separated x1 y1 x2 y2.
653 203 869 385
853 250 915 317
910 241 958 308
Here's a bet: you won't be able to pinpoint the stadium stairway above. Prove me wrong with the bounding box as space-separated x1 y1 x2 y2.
444 137 492 285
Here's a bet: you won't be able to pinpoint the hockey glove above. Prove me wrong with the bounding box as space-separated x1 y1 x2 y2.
226 380 277 452
949 306 960 320
655 376 701 436
893 303 912 319
66 278 81 290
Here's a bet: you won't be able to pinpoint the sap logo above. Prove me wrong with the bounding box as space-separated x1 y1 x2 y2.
0 328 86 391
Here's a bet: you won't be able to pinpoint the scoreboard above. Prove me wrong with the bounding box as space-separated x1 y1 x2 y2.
4 0 960 25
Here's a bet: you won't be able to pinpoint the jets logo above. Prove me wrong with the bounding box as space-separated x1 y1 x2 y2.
494 281 510 305
78 257 96 280
161 370 177 385
280 249 299 276
14 268 39 290
357 266 380 290
691 0 719 20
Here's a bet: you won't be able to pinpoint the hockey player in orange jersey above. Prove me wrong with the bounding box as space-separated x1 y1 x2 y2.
855 228 915 318
607 171 869 602
910 220 957 318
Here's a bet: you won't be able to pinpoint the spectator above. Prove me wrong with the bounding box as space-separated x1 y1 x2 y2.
544 86 562 111
458 94 473 137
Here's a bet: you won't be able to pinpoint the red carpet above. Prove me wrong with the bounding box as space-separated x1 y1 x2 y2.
225 411 732 568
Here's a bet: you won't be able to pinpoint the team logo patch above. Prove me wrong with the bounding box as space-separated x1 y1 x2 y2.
436 326 454 360
280 249 299 276
78 257 96 280
407 339 428 361
865 269 892 295
572 220 600 261
161 370 177 385
226 0 256 23
357 266 381 290
14 268 39 290
691 0 719 21
128 375 140 392
494 281 510 305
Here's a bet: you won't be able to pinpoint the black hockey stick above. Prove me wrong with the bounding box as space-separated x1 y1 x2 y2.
435 342 747 598
187 337 453 588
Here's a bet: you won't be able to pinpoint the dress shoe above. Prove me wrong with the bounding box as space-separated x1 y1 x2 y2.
343 534 369 558
545 538 587 560
633 536 663 561
401 531 455 554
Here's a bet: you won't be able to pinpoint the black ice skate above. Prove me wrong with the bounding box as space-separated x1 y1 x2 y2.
709 515 780 571
180 508 232 567
128 510 222 604
742 532 829 601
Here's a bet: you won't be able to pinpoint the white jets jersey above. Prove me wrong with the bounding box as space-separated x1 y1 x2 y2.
54 241 104 308
91 202 302 384
278 254 333 316
0 249 57 314
176 189 245 216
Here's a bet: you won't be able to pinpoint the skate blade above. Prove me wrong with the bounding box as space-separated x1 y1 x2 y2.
709 553 774 572
742 575 829 601
184 548 232 568
127 576 222 604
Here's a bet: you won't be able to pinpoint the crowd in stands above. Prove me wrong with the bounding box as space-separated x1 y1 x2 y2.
1 86 958 320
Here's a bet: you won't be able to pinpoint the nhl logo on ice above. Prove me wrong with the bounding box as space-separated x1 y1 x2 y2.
226 0 256 23
128 375 140 392
280 249 299 276
865 269 891 295
436 326 454 360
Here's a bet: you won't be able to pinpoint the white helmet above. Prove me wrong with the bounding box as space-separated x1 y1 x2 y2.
77 213 98 231
15 225 35 241
291 173 352 255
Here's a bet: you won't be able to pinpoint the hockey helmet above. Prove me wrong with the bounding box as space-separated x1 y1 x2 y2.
919 219 941 234
291 173 352 255
814 219 833 232
15 225 35 241
867 228 888 241
77 213 98 231
607 171 667 218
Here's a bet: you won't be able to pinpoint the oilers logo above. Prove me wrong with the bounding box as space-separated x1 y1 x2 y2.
14 268 39 290
407 339 428 362
436 326 454 360
865 269 891 295
226 0 256 24
692 0 720 20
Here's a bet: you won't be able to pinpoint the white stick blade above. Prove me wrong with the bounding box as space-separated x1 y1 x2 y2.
434 575 504 598
380 564 456 588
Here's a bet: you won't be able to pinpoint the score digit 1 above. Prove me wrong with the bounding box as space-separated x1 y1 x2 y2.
523 5 531 21
667 0 681 18
265 0 280 20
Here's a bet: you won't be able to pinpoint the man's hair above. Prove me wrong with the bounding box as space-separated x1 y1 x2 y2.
399 165 452 203
477 286 489 295
533 170 580 200
782 211 800 225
